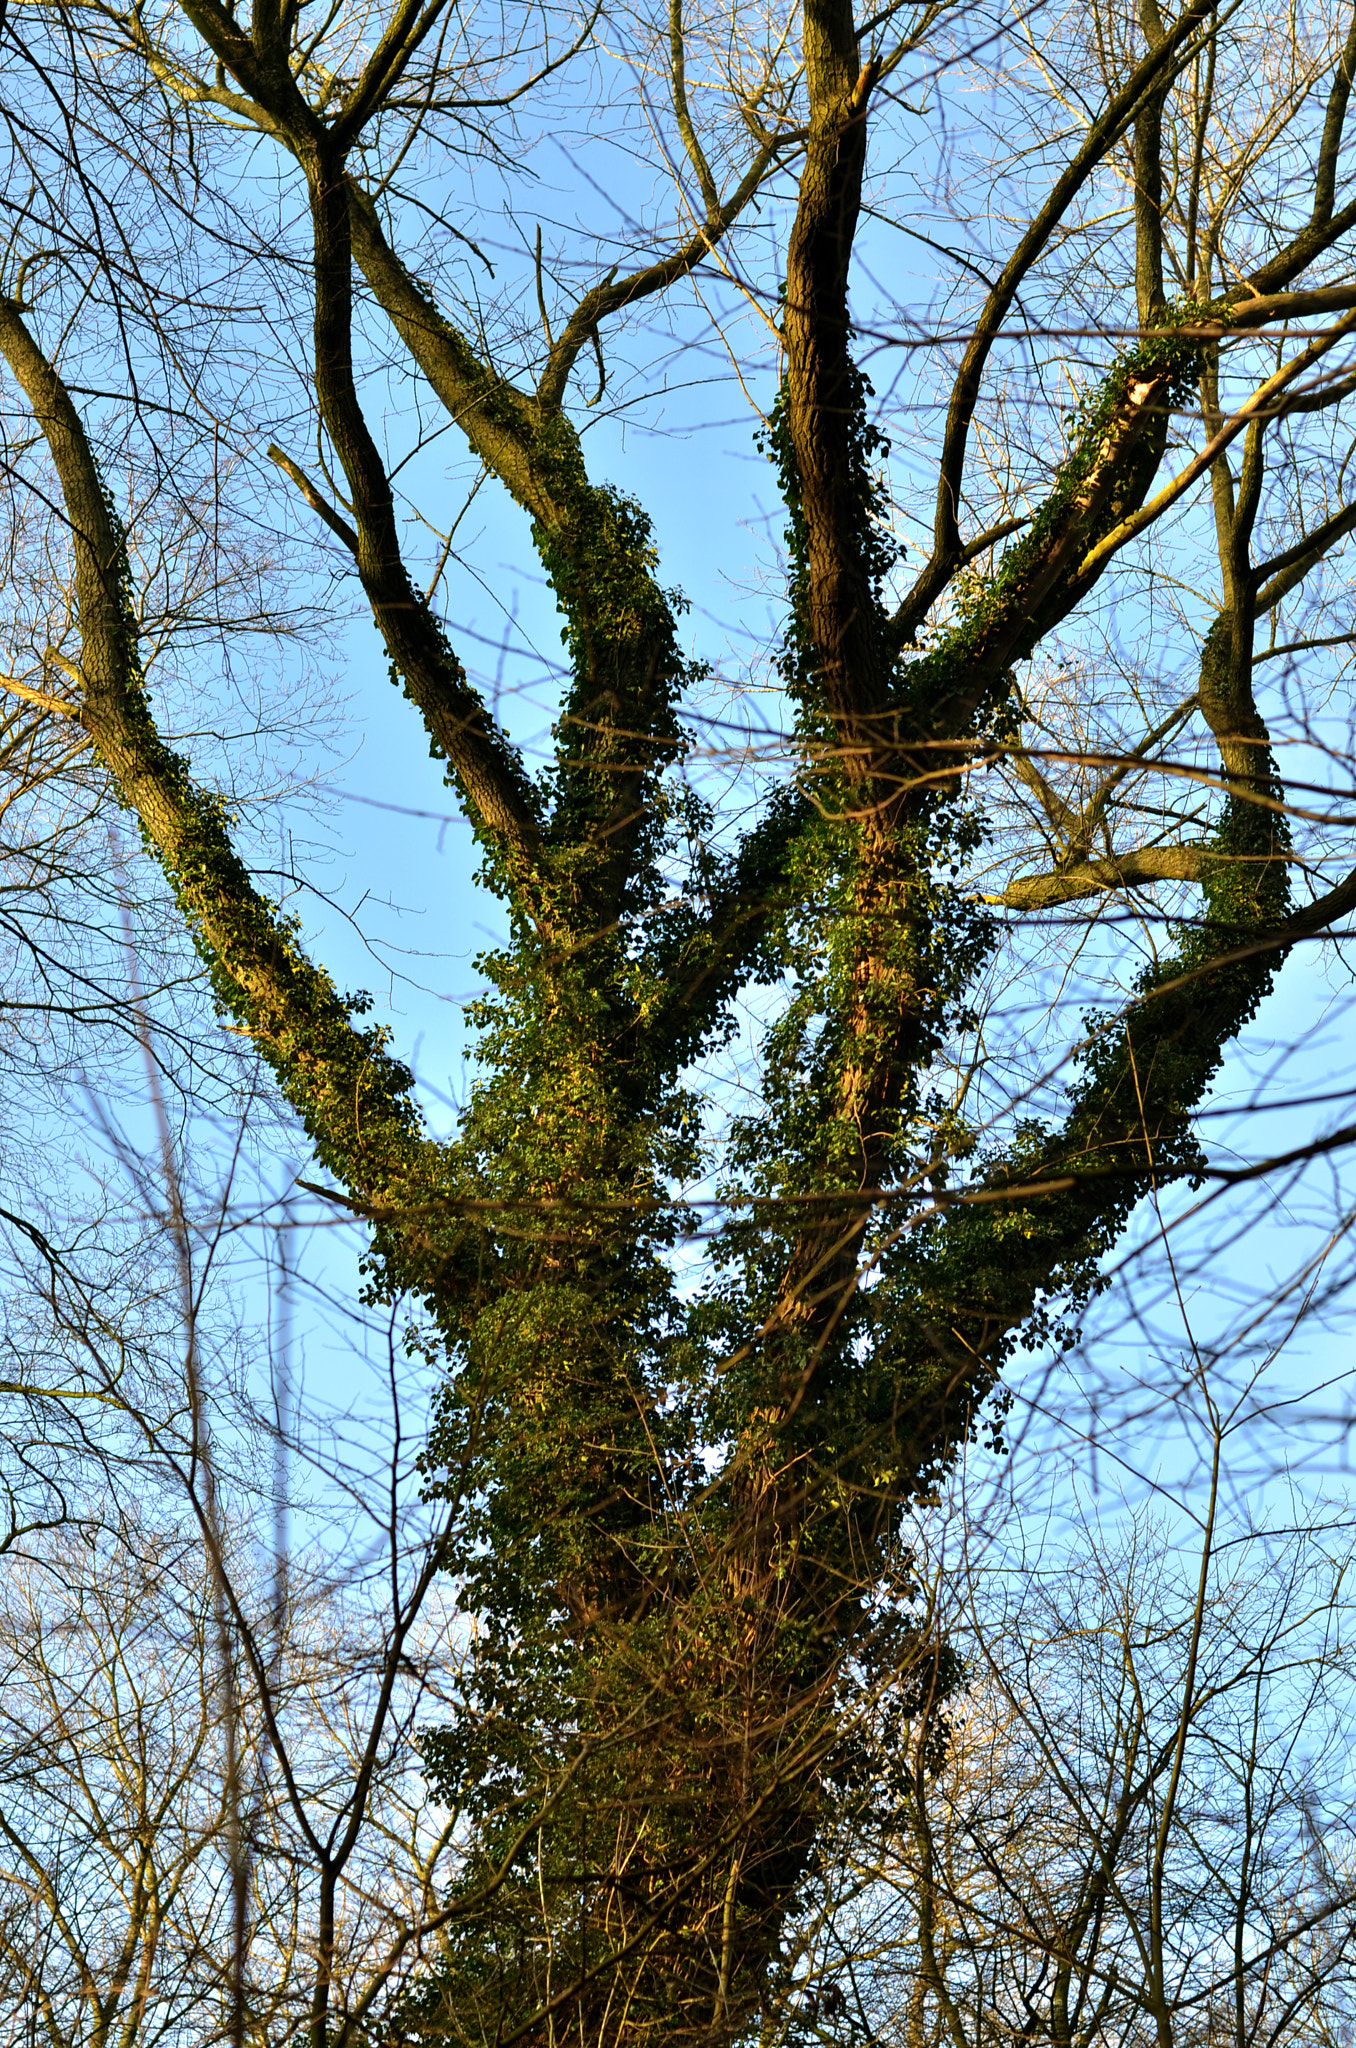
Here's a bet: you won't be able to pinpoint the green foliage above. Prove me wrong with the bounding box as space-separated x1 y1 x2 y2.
525 416 696 927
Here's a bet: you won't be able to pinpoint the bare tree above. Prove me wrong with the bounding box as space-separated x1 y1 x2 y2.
772 1481 1356 2048
0 1495 475 2048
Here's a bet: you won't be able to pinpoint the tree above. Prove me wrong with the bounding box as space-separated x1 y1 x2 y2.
0 1101 496 2048
767 1477 1356 2048
0 1502 476 2048
2 0 1356 2037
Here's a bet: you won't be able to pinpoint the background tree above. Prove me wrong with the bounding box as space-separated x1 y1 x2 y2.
0 1500 478 2048
0 1110 502 2048
766 1489 1356 2048
0 0 1355 2037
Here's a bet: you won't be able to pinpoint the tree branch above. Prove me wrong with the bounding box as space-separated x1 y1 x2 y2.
1253 496 1356 610
345 184 557 524
535 135 787 414
267 444 360 555
985 844 1207 909
304 159 545 880
1076 308 1356 588
1237 0 1356 296
895 0 1227 642
0 295 450 1228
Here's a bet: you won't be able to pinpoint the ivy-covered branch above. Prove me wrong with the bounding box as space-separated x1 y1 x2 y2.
303 158 546 888
345 186 566 528
986 845 1208 909
0 297 448 1224
894 0 1222 641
